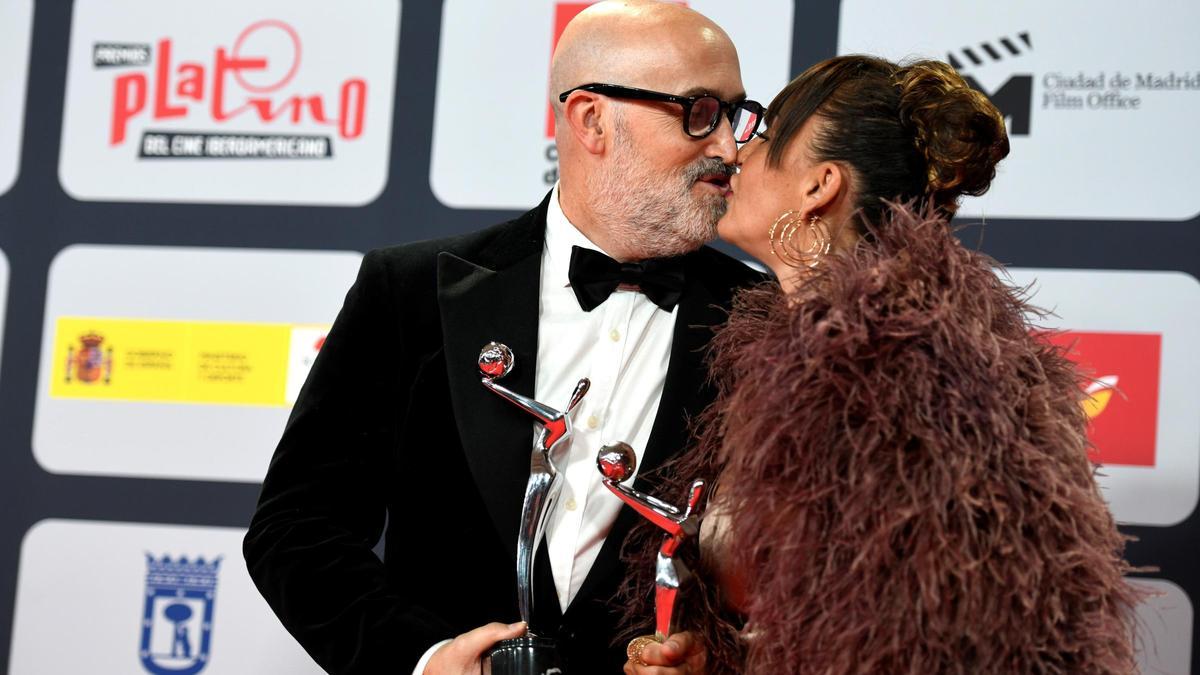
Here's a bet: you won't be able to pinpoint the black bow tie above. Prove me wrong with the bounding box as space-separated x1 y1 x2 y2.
567 245 686 312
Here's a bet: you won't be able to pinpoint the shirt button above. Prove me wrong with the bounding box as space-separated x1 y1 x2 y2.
609 328 620 342
565 498 577 511
587 414 599 429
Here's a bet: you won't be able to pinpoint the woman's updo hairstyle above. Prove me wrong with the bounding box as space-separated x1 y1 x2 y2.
763 55 1009 224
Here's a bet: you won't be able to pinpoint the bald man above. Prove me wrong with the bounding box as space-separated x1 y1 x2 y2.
244 2 763 673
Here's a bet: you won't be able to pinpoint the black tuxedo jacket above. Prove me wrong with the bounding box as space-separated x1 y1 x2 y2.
244 193 762 674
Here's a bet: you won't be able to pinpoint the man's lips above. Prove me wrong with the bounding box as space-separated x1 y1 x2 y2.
696 173 732 196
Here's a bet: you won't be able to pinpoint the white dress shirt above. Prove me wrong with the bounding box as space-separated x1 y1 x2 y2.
537 184 676 612
415 185 677 673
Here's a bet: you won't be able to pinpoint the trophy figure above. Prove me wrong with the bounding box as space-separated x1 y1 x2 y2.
596 443 706 660
478 342 589 674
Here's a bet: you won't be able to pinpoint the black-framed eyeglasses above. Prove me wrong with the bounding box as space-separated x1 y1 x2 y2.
558 83 765 143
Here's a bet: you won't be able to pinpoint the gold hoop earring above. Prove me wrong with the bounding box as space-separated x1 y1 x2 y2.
769 211 830 268
768 210 800 263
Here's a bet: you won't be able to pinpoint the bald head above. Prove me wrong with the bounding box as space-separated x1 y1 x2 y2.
550 2 744 261
549 1 739 123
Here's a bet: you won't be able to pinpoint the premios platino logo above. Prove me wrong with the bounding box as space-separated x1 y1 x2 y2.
60 0 400 205
102 20 362 160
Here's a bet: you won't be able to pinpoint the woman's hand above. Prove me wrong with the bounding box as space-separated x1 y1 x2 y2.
623 632 706 674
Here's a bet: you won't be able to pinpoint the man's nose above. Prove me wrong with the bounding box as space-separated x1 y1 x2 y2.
704 116 738 164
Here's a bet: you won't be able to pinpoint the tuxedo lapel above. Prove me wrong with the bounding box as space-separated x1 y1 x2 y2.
567 252 727 614
438 200 547 562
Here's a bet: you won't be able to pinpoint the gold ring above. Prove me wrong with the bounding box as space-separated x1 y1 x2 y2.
626 634 659 667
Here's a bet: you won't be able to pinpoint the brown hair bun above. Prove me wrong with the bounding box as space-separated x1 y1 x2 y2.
895 61 1010 209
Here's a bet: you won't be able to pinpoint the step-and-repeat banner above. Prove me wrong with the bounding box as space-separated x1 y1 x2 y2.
0 1 1195 673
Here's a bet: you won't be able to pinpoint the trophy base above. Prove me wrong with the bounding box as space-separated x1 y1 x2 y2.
484 635 563 675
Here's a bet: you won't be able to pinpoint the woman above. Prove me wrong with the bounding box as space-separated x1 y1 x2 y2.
619 55 1139 674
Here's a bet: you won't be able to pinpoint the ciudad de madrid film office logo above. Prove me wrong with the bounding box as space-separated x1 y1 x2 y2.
945 30 1195 134
837 0 1200 221
59 0 401 206
945 26 1198 220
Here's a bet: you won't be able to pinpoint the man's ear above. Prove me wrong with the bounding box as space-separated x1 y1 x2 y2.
562 92 607 155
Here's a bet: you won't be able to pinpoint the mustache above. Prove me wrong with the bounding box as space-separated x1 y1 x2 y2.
683 158 736 183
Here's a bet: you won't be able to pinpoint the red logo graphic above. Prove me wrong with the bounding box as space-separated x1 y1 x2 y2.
1045 331 1162 467
109 19 367 146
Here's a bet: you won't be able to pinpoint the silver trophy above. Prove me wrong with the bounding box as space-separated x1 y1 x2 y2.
478 342 589 673
596 443 706 644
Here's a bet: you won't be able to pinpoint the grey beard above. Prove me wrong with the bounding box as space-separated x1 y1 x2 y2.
587 155 732 259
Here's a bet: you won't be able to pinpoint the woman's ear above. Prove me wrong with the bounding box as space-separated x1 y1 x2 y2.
562 92 607 155
801 162 859 250
802 161 846 215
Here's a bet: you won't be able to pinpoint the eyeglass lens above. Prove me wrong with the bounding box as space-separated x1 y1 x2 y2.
687 98 722 136
687 97 761 142
730 105 761 143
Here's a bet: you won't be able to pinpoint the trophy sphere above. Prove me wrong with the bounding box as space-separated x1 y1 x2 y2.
597 443 637 482
478 342 514 380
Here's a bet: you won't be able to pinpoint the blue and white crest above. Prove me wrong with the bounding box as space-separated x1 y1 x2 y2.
139 554 221 675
